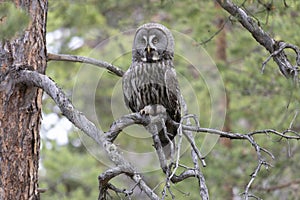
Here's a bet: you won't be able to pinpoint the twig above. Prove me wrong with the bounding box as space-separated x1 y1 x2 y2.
180 126 300 140
7 69 300 199
47 53 125 77
289 110 299 129
98 167 124 200
11 69 159 200
243 161 266 200
198 16 229 46
181 96 209 199
146 124 168 173
191 149 209 200
107 183 133 197
216 0 300 81
262 42 300 78
103 105 299 199
181 114 206 167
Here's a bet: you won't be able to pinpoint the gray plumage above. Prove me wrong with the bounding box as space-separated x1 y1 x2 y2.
122 23 181 157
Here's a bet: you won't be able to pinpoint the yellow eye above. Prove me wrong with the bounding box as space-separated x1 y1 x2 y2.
152 37 158 44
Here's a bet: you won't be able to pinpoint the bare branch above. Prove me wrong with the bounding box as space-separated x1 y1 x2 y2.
105 113 151 142
47 53 125 77
6 69 300 199
262 42 300 80
243 161 269 200
180 114 206 167
107 183 133 197
181 126 300 141
180 96 209 199
103 103 299 199
146 124 168 173
98 167 124 200
216 0 300 81
191 150 209 200
9 69 159 200
199 16 229 46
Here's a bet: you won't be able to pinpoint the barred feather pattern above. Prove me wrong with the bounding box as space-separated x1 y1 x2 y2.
122 59 181 153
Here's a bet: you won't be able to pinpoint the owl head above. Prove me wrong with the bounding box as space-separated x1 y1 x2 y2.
132 23 174 62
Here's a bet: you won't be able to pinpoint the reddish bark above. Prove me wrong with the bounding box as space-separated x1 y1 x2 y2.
0 1 47 199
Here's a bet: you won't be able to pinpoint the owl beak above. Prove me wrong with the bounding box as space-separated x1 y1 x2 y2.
146 45 151 54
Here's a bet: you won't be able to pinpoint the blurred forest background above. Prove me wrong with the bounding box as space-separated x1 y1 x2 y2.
40 0 300 199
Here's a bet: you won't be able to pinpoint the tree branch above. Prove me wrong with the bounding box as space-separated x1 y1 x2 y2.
199 16 229 46
216 0 300 81
47 53 125 77
105 113 150 142
104 108 299 199
7 69 158 200
6 69 300 199
98 167 124 200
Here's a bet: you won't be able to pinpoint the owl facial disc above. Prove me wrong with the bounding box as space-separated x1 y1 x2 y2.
141 35 160 62
132 23 174 63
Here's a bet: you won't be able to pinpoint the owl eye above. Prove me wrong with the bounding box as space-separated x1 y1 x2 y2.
141 38 146 45
152 37 159 44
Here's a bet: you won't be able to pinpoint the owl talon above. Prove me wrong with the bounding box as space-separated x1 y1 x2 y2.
140 105 154 115
140 105 167 116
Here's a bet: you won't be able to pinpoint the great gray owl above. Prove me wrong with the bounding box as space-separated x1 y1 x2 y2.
122 23 181 158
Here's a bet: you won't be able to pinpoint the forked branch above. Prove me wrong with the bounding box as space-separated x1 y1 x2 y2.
5 69 300 199
4 68 158 200
216 0 300 81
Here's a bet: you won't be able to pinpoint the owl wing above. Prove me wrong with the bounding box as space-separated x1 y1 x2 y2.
122 69 137 112
164 67 181 122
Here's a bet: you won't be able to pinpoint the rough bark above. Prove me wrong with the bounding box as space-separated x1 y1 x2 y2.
0 1 47 199
216 0 300 80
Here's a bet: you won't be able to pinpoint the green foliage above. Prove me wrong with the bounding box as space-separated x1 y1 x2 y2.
0 2 29 40
40 133 100 200
41 0 300 199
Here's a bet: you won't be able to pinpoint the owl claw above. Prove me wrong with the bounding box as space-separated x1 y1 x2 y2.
140 105 154 115
140 105 167 116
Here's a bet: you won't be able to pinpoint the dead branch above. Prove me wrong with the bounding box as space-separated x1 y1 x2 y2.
7 69 159 200
106 111 299 199
98 167 124 200
180 96 209 199
199 16 229 46
104 96 210 199
105 112 151 142
47 53 125 77
216 0 300 81
262 42 300 82
6 69 300 199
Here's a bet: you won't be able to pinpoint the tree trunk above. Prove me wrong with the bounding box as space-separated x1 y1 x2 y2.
0 1 47 199
214 2 233 200
214 2 232 140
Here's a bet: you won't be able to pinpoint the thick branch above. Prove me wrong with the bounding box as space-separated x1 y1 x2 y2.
7 69 300 199
8 69 158 200
105 113 150 142
47 53 125 77
216 0 299 79
103 110 300 146
104 110 299 199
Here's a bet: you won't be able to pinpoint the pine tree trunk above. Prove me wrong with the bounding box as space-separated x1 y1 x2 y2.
0 1 47 199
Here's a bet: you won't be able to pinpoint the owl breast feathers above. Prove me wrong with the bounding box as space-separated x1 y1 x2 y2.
122 23 181 157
